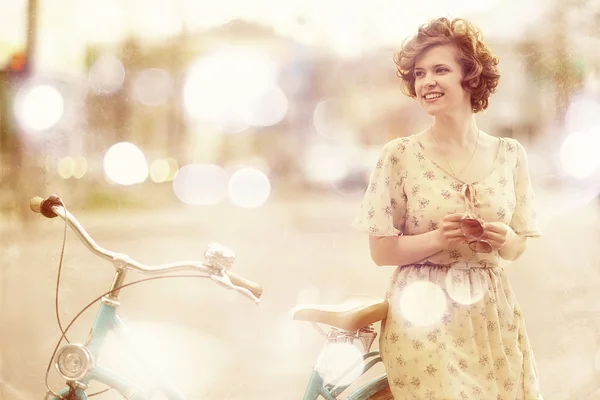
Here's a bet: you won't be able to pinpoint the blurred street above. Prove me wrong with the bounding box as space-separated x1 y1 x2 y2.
1 2 600 398
1 188 599 399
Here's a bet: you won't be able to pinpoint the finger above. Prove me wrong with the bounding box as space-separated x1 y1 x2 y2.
484 224 505 234
483 232 505 243
444 213 465 222
445 229 465 238
442 222 461 231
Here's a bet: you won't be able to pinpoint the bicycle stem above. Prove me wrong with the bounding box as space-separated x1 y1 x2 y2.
107 269 127 301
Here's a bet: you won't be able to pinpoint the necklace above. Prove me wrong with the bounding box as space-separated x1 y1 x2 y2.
430 125 480 178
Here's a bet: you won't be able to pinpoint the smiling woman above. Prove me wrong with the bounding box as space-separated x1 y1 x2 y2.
394 18 500 114
353 17 544 400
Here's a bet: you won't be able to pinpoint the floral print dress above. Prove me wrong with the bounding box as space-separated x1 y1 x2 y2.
352 135 543 400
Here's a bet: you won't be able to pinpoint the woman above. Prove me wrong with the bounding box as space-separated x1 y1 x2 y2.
353 17 543 399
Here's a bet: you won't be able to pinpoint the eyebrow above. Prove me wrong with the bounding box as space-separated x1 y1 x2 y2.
414 64 450 70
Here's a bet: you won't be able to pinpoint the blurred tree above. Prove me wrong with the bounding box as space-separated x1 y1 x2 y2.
0 0 38 224
518 0 588 127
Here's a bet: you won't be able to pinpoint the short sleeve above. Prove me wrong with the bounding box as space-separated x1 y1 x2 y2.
352 140 407 236
510 140 541 237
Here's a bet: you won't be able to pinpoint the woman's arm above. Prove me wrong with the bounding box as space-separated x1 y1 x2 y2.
369 230 445 266
368 213 467 266
498 228 528 261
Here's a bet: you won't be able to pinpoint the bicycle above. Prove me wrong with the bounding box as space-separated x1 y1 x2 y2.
31 195 263 400
32 194 392 399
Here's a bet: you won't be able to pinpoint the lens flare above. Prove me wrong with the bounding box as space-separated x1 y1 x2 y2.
559 131 600 180
172 164 229 206
99 321 232 395
315 342 364 386
72 156 88 179
228 167 271 208
399 281 447 326
57 157 75 179
103 142 149 186
444 270 485 306
14 84 64 131
244 86 288 127
132 68 173 106
88 55 125 95
150 159 171 183
182 47 279 132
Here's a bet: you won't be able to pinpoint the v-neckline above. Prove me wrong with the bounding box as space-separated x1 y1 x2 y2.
415 136 504 186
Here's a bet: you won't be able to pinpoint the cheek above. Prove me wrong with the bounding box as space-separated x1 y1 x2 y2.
414 81 422 97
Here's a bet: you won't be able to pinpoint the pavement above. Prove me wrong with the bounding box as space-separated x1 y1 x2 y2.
1 188 599 399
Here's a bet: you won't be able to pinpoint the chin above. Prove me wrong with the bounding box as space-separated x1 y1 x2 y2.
422 105 444 116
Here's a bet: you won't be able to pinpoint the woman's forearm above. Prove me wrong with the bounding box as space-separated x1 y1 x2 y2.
369 230 445 266
498 228 528 261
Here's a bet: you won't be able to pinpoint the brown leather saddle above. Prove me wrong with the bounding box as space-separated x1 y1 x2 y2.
290 295 388 332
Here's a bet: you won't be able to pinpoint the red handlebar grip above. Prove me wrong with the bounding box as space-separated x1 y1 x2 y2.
30 195 62 218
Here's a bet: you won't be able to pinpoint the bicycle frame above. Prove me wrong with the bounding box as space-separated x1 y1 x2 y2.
302 356 387 400
48 277 187 400
32 195 262 400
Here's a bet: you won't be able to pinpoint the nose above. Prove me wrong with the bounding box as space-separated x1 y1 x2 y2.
424 77 437 88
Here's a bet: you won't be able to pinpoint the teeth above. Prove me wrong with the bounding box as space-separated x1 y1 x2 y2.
425 93 443 99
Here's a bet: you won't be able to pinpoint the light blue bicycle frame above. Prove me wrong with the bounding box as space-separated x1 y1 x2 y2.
50 296 389 400
49 272 186 399
302 344 389 399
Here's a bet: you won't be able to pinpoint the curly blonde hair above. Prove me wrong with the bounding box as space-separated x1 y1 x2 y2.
394 17 500 113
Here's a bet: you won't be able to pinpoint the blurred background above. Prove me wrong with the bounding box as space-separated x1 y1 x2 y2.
1 0 600 399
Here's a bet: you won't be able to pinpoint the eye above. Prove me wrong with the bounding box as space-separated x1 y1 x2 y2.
414 70 424 78
436 67 449 73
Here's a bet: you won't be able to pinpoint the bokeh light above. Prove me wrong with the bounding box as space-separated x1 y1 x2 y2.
150 158 179 183
150 159 171 183
14 84 64 132
183 47 280 131
57 157 75 179
228 167 271 208
444 270 485 306
72 156 88 179
313 98 347 139
302 144 352 185
559 130 600 180
103 142 149 186
88 55 125 95
565 96 600 134
399 281 447 326
244 86 288 127
100 321 232 395
172 164 229 205
132 68 174 106
315 342 364 386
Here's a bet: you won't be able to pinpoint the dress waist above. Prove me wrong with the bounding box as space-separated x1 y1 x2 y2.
402 261 500 270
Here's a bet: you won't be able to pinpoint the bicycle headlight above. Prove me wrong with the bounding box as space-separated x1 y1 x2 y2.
55 343 93 381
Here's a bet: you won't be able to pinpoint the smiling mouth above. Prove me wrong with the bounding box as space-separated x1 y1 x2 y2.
424 93 444 100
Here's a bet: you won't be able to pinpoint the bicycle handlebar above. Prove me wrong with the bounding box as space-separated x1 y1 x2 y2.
30 195 263 301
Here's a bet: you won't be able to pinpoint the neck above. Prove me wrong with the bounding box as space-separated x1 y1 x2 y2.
431 112 478 147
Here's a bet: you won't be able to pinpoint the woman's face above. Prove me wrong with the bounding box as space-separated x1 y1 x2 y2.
413 44 471 116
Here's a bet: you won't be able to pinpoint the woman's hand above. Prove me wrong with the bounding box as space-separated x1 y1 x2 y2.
482 221 511 251
437 213 468 248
